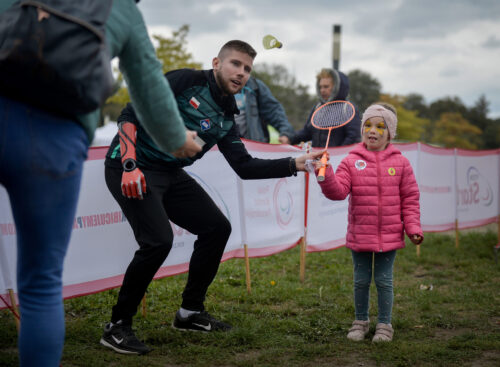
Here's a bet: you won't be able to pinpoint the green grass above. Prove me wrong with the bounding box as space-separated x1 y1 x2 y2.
1 231 499 366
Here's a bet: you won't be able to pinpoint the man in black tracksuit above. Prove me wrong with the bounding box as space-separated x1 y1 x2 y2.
100 40 323 355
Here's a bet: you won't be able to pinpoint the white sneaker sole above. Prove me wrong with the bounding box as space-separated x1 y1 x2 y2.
171 322 210 333
99 338 146 355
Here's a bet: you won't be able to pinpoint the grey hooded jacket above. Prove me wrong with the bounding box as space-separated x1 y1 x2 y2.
234 77 295 143
291 69 361 147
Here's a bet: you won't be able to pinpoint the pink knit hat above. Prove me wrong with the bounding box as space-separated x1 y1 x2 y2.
361 105 398 139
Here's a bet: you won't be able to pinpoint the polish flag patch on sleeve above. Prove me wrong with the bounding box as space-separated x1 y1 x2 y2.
189 97 200 109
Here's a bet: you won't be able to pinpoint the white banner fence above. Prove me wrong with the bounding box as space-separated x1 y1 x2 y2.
1 141 499 307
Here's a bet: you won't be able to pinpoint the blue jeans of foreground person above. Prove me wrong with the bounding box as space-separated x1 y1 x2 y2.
0 96 88 366
351 250 397 324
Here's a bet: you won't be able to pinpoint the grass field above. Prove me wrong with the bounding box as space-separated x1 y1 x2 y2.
1 231 499 366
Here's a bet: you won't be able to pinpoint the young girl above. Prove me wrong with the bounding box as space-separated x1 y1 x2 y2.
314 103 423 342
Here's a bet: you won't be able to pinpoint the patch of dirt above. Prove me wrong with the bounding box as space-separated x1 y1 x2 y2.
232 349 262 362
230 350 378 367
490 317 500 328
465 350 500 367
305 357 377 367
433 327 475 340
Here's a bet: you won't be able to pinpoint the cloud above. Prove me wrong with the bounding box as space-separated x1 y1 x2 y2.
138 1 240 34
138 0 500 118
482 35 500 48
352 0 500 41
439 68 460 78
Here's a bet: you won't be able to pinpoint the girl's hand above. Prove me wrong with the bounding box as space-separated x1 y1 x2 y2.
410 234 423 245
303 151 329 173
315 155 329 170
295 150 326 171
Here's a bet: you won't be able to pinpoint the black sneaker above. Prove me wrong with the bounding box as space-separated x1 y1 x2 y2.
172 311 232 332
100 321 151 355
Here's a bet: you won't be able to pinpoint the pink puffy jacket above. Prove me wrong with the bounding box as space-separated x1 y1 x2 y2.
318 143 423 252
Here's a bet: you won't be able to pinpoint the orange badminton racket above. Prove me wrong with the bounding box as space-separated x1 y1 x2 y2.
311 100 355 181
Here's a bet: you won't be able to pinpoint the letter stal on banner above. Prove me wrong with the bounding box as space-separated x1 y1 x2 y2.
455 148 499 229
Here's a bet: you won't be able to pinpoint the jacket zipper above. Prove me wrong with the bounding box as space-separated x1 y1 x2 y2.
376 153 383 252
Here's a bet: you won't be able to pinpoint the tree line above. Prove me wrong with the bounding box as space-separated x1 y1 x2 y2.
103 25 500 150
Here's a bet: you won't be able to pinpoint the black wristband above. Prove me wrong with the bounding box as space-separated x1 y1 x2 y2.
289 157 297 176
122 158 137 172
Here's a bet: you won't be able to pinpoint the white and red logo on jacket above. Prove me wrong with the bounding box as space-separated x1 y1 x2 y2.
189 97 200 109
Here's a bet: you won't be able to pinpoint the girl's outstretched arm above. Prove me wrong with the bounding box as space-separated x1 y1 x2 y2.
317 159 351 200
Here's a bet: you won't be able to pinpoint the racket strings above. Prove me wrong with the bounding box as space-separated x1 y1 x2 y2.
312 103 355 129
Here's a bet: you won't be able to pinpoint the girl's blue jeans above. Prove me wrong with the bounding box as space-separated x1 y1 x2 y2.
351 250 397 324
0 96 88 366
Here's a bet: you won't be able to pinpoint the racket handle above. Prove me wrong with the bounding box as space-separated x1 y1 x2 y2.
317 153 328 182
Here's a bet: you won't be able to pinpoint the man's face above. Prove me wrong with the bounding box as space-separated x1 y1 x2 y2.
212 50 253 95
319 77 334 101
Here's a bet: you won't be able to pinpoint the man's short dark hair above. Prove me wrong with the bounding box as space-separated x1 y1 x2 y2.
218 40 257 60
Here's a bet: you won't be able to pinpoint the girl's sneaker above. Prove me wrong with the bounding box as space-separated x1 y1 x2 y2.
346 320 370 341
372 323 394 342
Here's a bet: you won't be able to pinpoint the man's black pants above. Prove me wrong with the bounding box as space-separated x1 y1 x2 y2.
105 166 231 324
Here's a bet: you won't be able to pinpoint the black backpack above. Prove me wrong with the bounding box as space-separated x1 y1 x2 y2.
0 0 114 118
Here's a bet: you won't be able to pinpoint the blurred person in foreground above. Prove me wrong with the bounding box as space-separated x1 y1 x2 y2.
0 0 200 365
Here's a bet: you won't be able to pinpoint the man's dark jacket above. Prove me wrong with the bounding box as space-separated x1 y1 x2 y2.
105 69 296 179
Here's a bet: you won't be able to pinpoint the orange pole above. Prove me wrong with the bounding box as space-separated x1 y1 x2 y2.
244 245 251 294
300 145 310 282
9 289 20 331
300 237 307 283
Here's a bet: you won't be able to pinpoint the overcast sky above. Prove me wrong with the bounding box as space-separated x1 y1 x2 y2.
138 0 500 118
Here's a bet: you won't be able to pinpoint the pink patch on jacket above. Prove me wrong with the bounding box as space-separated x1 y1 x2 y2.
318 143 423 252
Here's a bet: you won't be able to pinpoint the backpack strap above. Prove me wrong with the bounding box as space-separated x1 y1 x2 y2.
20 1 111 42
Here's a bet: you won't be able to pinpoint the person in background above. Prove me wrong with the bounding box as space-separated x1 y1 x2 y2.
291 68 361 147
0 0 200 365
311 102 423 342
234 76 295 144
